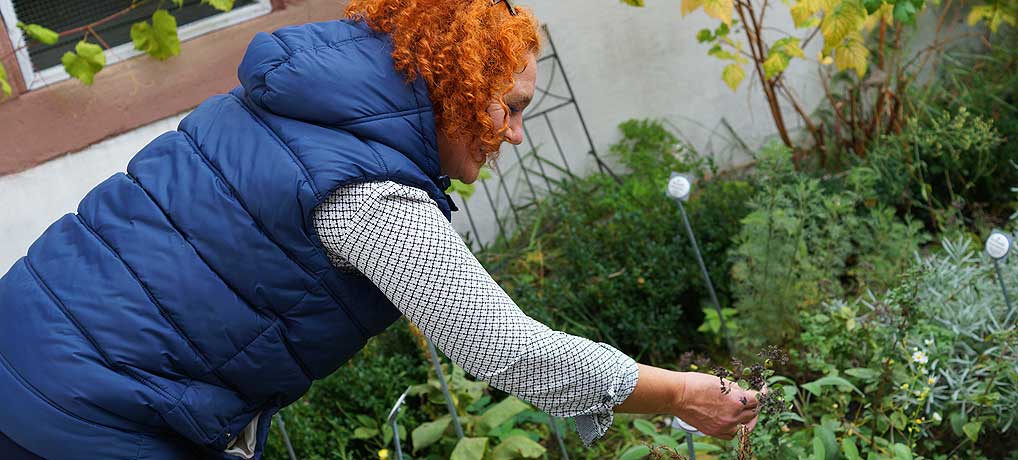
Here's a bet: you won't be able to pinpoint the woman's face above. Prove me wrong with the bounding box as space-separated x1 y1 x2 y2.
437 52 537 184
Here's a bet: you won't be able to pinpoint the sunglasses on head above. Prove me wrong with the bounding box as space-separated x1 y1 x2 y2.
490 0 518 16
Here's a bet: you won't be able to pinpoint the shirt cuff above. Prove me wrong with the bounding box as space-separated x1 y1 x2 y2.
572 346 640 446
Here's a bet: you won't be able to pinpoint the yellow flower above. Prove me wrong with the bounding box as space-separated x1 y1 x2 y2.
927 377 936 385
901 383 909 390
379 449 390 460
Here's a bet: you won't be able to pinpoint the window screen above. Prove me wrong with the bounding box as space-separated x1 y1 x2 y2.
13 0 254 71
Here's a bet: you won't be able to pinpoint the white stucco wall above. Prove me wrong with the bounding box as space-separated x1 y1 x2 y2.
0 3 828 271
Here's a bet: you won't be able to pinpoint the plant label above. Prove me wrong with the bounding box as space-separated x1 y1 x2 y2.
986 230 1012 260
668 173 692 201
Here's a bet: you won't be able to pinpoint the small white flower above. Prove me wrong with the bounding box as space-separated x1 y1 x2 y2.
924 338 934 346
912 350 929 364
933 412 942 422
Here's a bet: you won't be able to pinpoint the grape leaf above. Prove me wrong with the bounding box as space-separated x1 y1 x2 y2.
764 52 790 78
682 0 706 15
205 0 236 11
722 63 745 91
0 63 11 98
17 22 59 45
702 0 735 25
834 32 869 77
131 10 181 61
820 0 866 51
61 41 106 85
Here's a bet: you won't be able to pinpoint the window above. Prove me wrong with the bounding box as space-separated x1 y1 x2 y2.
0 0 271 90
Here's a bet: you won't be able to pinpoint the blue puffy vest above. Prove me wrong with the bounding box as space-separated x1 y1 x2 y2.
0 19 453 460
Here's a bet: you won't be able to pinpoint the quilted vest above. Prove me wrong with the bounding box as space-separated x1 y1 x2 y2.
0 19 452 460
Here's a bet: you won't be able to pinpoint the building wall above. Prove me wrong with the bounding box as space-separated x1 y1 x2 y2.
0 2 826 272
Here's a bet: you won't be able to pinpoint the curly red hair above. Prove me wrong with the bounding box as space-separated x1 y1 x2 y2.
345 0 541 156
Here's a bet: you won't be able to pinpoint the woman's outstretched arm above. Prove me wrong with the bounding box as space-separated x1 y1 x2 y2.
313 181 756 443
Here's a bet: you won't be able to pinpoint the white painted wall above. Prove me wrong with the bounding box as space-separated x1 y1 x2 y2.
0 112 190 274
0 3 829 271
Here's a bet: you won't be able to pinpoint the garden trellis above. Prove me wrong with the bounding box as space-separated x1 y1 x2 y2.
455 24 617 252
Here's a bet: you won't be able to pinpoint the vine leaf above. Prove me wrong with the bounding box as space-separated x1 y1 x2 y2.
820 0 867 52
833 32 868 76
0 63 11 98
205 0 236 12
17 22 60 45
61 41 106 85
131 10 181 61
764 37 805 78
722 63 746 91
702 0 735 25
682 0 705 16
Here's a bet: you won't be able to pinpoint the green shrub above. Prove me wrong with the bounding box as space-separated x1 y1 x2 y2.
865 107 1007 230
730 142 928 347
264 322 431 460
482 119 754 363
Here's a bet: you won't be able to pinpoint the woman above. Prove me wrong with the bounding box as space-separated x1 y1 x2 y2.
0 1 759 459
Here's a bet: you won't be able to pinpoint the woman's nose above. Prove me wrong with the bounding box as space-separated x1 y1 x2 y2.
505 123 524 145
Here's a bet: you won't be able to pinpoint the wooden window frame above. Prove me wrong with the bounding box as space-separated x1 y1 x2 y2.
0 0 341 176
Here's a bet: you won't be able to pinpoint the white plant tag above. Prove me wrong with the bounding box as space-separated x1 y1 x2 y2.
986 231 1012 260
668 173 692 201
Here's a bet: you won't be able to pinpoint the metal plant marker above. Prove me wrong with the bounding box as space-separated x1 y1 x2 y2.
426 339 466 439
670 416 702 460
548 414 570 460
985 230 1015 323
273 413 298 460
666 172 734 352
387 386 413 460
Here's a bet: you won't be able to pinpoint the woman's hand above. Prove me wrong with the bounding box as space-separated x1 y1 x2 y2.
614 364 760 440
671 371 760 440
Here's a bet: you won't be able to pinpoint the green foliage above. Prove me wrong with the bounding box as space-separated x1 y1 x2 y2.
263 322 430 460
763 236 1018 459
206 0 237 12
61 41 106 86
730 142 928 347
866 107 1008 230
13 2 235 87
406 362 553 460
482 120 753 363
17 22 59 45
131 10 181 61
0 64 10 98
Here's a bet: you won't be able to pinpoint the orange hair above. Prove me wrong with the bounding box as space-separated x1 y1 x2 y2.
345 0 541 156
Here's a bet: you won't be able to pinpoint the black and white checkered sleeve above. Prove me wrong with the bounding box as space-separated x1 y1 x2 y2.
312 180 639 445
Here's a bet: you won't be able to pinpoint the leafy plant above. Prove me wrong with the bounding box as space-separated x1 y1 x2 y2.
0 0 234 93
865 107 1006 230
730 142 927 347
407 362 553 460
482 120 754 363
620 0 1015 167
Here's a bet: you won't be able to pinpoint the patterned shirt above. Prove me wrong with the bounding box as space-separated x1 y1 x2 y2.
311 181 640 445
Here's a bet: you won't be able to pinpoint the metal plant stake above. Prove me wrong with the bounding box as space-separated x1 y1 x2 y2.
386 386 413 460
666 172 734 352
273 413 298 460
427 339 465 439
547 414 570 460
670 416 702 460
985 230 1015 323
